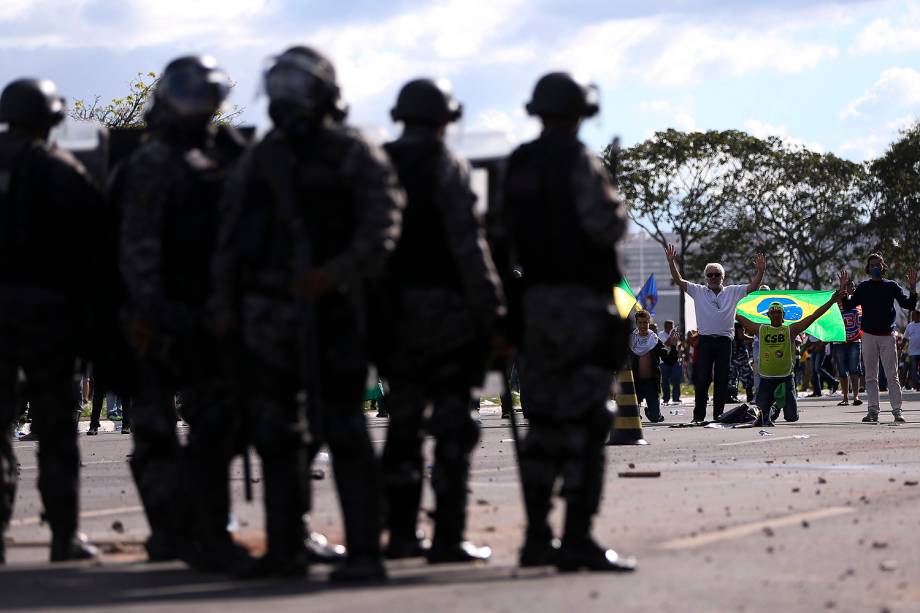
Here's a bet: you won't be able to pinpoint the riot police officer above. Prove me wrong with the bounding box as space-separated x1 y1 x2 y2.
378 78 503 563
115 55 250 570
0 78 101 562
498 72 636 572
212 46 404 581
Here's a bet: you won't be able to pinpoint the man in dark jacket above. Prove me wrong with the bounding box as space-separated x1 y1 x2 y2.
498 72 636 572
840 254 917 423
0 78 101 562
378 78 504 563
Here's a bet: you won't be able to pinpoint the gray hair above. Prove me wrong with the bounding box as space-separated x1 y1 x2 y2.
704 263 725 277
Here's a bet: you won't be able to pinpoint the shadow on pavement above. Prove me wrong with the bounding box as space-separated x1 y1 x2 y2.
0 560 554 610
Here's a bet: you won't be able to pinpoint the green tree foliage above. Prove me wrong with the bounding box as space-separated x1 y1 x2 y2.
69 71 243 129
868 122 920 277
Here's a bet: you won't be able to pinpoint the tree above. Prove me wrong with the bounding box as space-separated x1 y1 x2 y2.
604 129 760 331
69 71 244 129
700 138 870 291
867 121 920 277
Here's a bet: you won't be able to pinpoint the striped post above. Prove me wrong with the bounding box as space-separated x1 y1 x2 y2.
607 369 648 446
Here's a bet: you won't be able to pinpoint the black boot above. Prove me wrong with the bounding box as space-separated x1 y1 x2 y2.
50 532 99 562
427 540 491 564
305 530 346 563
555 537 637 572
328 553 387 583
519 524 559 567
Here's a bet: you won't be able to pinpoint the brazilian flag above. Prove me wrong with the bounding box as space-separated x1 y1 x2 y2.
736 290 845 342
613 277 639 318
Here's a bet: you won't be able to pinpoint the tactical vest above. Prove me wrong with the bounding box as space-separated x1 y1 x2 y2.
0 134 84 294
383 139 462 290
158 147 229 307
758 324 794 378
504 136 619 292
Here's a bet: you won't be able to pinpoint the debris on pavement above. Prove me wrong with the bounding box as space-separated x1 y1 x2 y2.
904 480 918 486
618 471 661 478
111 520 124 534
879 560 898 572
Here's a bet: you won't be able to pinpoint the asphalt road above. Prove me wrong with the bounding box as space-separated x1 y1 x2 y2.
3 391 919 613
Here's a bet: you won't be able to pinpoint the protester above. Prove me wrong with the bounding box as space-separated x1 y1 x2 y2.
833 281 863 406
840 255 917 423
903 312 920 390
727 322 754 403
665 246 766 422
736 292 840 425
629 311 666 423
658 320 682 405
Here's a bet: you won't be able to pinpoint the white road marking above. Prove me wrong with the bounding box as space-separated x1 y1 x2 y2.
10 505 144 527
18 459 128 471
719 435 816 447
657 506 855 551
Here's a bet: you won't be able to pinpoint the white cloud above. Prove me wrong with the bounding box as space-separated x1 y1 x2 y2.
0 0 31 20
673 111 698 132
743 119 824 152
852 5 920 55
839 67 920 120
636 95 698 132
644 27 838 86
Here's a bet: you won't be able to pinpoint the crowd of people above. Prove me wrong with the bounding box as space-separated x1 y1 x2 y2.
0 49 637 580
626 252 918 425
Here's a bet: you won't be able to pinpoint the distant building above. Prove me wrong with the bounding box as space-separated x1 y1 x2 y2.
620 229 682 328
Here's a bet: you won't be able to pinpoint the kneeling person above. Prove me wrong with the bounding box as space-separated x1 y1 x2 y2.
735 294 839 425
629 311 666 423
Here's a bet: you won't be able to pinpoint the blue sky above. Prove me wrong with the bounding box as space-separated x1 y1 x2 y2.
2 0 919 160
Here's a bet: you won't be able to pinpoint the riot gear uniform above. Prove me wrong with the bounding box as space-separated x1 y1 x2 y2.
379 79 503 563
115 55 249 569
0 78 100 563
213 46 405 581
498 73 635 572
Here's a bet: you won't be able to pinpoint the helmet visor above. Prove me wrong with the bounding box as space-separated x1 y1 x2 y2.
157 65 230 118
264 58 330 111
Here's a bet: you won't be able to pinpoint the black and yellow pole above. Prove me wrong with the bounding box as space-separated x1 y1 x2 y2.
607 369 648 446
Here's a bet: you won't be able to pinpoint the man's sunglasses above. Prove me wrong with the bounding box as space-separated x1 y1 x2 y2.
706 272 723 278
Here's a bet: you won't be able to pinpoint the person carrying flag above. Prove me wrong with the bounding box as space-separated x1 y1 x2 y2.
735 292 840 425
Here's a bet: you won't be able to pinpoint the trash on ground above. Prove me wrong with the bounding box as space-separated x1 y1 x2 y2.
879 560 898 572
618 471 661 478
904 480 918 486
793 434 811 439
759 430 773 436
111 520 124 534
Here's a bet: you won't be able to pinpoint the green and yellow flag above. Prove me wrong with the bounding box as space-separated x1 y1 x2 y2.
613 277 639 318
736 290 844 342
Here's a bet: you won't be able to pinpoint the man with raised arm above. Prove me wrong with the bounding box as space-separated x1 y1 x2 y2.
735 292 840 425
839 254 917 423
664 245 766 423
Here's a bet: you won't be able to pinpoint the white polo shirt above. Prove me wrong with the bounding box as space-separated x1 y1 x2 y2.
685 282 749 339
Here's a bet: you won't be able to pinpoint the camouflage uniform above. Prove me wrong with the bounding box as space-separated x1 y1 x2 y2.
378 127 503 556
499 131 627 560
116 125 246 561
0 131 104 558
213 125 404 569
728 339 754 402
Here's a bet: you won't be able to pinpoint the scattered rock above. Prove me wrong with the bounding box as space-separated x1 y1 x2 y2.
476 499 489 506
837 451 847 456
484 526 496 533
825 601 836 609
904 480 918 487
628 463 635 469
766 546 774 554
763 527 775 537
801 521 810 528
818 477 827 484
111 520 124 534
879 560 898 572
872 541 888 549
792 487 801 493
589 591 599 599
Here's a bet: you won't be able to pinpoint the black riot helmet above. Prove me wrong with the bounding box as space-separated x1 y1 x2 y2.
390 78 462 126
0 78 66 131
146 55 230 129
525 72 600 119
264 45 348 131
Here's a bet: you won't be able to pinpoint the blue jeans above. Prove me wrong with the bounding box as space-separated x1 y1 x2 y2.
756 375 799 421
833 343 862 378
660 362 682 403
635 379 663 422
